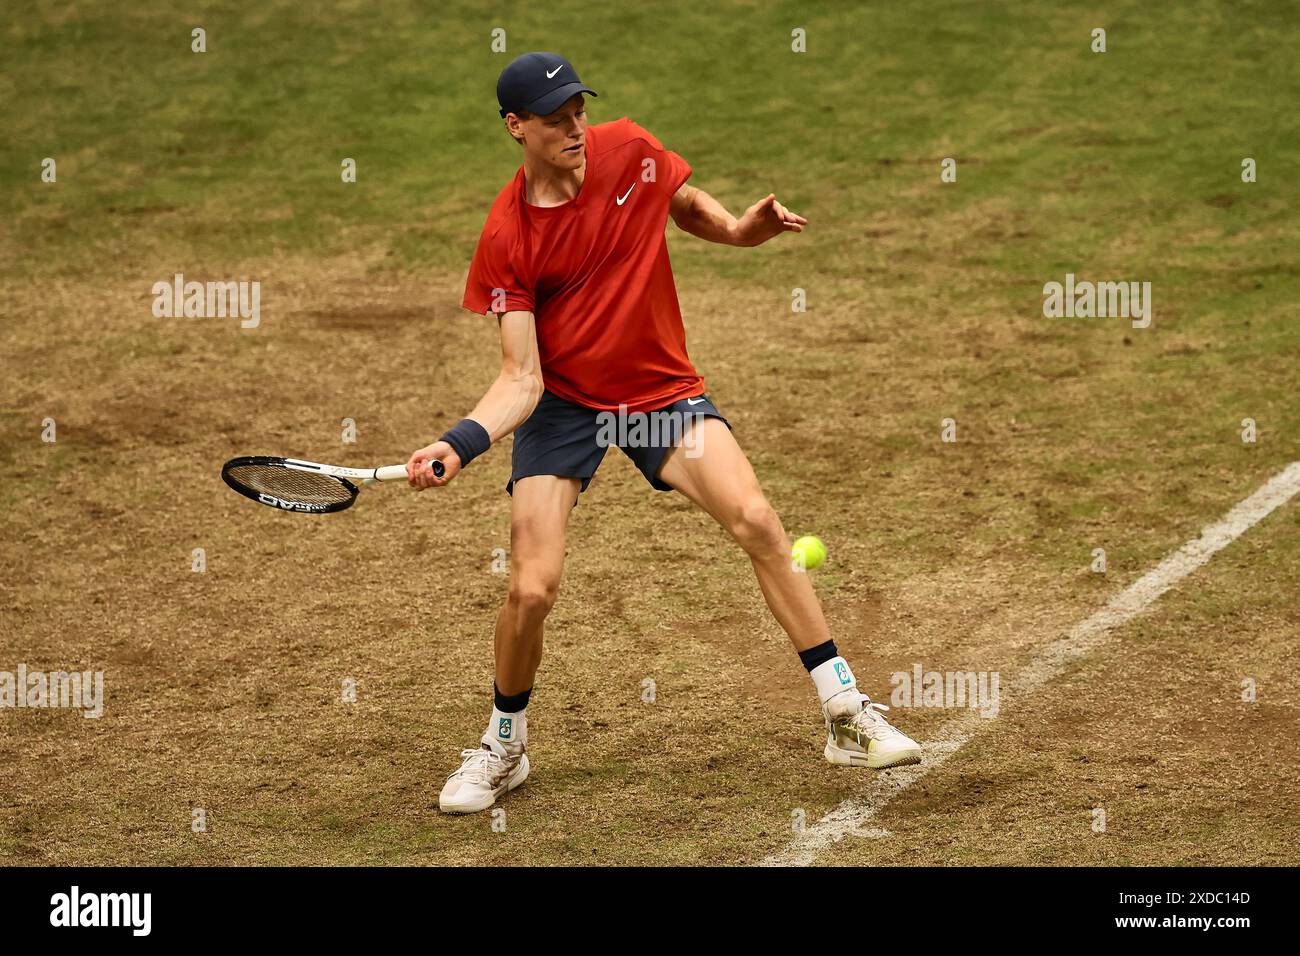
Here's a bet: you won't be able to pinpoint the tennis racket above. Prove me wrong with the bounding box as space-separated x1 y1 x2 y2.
221 455 445 514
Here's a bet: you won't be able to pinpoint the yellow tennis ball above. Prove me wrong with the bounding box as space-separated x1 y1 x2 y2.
792 535 827 570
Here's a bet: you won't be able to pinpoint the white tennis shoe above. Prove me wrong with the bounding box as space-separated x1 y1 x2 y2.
823 691 922 769
438 736 530 814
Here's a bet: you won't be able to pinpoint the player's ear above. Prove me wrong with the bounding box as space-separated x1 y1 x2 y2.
506 110 533 146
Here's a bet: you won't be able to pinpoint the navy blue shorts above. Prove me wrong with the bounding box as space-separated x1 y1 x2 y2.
508 390 731 496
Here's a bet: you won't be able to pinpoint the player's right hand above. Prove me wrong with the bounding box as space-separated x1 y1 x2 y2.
406 441 461 490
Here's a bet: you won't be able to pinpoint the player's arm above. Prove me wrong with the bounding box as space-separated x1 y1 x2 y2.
405 310 543 489
669 183 807 247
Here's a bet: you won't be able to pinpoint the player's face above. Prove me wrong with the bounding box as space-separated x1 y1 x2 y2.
530 95 588 170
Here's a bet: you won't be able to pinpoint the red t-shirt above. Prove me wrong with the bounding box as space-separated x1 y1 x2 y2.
461 117 704 413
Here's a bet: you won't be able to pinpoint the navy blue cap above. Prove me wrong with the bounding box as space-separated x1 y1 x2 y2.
496 51 598 119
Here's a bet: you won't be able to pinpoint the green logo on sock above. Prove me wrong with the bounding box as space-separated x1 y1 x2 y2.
499 717 512 739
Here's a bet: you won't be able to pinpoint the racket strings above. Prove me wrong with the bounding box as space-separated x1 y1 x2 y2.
225 463 354 506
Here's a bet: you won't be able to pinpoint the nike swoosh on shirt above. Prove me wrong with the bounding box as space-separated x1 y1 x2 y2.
616 183 636 206
687 397 705 405
546 66 563 78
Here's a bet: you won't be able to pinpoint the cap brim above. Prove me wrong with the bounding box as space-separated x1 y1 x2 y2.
523 81 598 117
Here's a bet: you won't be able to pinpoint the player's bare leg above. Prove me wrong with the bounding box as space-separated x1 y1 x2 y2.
494 474 581 693
656 419 827 651
657 417 921 768
440 475 580 812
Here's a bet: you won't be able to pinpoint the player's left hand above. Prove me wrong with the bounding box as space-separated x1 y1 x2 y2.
733 194 807 246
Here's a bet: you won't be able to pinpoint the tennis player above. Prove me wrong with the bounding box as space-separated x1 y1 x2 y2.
407 52 921 814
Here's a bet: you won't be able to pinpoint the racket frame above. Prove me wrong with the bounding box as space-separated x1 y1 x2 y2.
221 455 443 514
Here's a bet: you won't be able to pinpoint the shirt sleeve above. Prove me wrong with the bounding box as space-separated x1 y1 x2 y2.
624 118 692 198
461 222 535 315
663 148 692 196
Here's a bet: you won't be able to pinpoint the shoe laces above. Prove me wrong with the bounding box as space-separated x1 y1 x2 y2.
839 695 904 743
452 746 502 784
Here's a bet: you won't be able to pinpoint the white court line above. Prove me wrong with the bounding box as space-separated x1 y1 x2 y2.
762 461 1300 867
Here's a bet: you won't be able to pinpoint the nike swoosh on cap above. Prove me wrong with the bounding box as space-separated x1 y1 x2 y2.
546 66 562 78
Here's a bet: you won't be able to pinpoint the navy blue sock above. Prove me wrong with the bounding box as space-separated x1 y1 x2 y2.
798 639 839 673
494 682 532 713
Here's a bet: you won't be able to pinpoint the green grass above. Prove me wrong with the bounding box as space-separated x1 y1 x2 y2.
5 1 1297 284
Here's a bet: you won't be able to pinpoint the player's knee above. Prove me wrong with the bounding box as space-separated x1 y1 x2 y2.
730 499 786 557
508 577 560 618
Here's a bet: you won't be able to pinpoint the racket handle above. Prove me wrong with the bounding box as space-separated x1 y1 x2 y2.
374 461 445 482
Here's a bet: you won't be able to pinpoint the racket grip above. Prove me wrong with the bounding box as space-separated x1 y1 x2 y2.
375 461 445 482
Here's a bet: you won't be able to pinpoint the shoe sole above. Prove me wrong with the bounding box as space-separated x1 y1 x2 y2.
824 741 922 770
439 754 530 814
